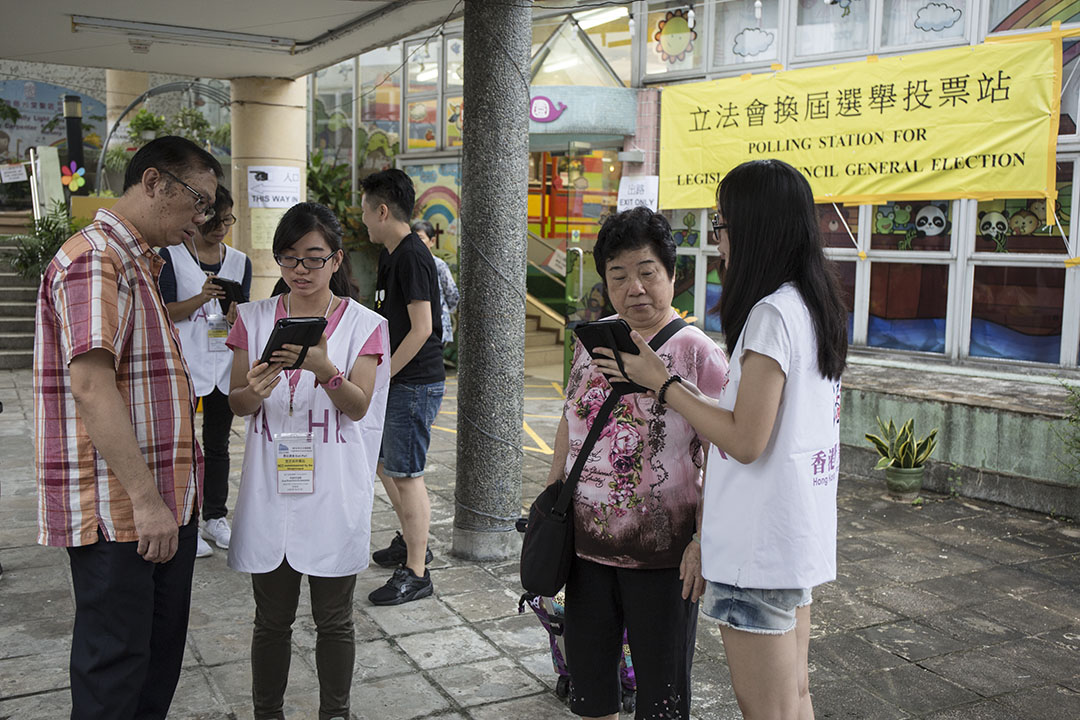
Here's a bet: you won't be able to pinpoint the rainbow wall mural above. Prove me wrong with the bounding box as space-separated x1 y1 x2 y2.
405 162 461 256
993 0 1080 33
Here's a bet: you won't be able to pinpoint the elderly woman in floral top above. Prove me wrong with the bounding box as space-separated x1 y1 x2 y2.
546 207 728 720
411 220 459 345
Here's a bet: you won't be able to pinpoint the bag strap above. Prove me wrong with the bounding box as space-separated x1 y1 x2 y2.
645 315 688 353
551 315 688 517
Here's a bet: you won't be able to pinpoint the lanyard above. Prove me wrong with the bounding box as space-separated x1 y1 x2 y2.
185 238 224 276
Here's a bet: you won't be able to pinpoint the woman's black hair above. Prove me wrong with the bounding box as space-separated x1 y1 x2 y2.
593 206 677 284
270 202 358 300
198 185 234 234
715 159 847 380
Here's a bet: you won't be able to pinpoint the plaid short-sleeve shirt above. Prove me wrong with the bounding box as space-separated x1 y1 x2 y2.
33 208 202 547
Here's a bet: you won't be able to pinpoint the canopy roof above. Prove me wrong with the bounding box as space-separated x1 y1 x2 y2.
1 0 463 79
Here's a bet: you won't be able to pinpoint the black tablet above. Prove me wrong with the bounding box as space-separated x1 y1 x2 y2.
573 318 648 395
573 318 639 360
209 277 244 314
259 317 327 370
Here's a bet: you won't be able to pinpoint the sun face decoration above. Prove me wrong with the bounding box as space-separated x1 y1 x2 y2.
654 8 697 64
61 161 85 192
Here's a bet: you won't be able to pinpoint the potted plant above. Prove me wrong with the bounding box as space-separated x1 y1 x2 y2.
128 109 167 144
865 417 938 501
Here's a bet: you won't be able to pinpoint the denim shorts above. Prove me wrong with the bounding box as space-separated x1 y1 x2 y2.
379 380 445 478
701 581 813 635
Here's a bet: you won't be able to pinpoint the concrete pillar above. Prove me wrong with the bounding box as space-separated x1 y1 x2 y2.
230 78 307 300
453 0 531 560
624 88 661 176
105 70 148 145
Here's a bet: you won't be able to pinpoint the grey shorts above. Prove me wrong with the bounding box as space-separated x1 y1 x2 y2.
701 581 813 635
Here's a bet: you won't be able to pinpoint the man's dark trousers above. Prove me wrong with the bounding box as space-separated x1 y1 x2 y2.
66 514 198 720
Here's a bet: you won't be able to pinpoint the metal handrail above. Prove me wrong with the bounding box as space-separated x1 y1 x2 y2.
567 246 584 302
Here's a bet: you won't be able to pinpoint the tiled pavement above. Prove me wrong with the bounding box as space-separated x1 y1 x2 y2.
0 367 1078 719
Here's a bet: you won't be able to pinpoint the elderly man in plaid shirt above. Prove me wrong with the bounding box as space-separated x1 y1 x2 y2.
33 136 222 720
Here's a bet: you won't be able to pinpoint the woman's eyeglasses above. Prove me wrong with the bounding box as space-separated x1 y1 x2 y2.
710 213 728 236
274 252 338 269
201 214 236 231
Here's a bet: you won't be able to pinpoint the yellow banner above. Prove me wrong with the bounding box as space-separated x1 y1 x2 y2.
659 40 1061 209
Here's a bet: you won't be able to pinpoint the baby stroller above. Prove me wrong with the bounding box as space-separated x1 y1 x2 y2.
518 591 637 713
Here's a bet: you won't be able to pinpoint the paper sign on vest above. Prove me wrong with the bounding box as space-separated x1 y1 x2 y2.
207 315 229 353
276 434 315 493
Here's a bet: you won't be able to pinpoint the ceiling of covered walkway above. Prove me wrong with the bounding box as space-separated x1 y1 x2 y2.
0 0 464 79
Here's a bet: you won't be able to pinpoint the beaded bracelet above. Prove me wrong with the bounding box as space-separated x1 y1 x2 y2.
657 374 683 405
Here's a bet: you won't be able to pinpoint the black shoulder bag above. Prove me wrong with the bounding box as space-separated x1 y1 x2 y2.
519 317 688 596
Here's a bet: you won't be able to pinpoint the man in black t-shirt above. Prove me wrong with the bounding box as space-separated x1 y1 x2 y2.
361 169 444 605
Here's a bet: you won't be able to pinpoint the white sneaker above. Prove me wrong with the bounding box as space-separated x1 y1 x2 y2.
196 534 213 558
202 517 231 549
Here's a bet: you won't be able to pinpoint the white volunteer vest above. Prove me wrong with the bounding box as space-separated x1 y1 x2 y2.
171 244 248 395
227 297 390 577
701 284 840 590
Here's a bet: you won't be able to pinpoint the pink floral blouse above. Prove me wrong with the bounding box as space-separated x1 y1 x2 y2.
563 314 729 569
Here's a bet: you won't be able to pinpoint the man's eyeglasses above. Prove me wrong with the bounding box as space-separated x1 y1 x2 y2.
274 252 339 269
161 169 215 221
710 213 728 236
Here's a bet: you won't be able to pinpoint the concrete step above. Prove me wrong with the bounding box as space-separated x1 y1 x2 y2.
0 301 37 317
0 238 28 252
0 349 32 370
0 287 38 303
0 332 33 351
524 314 540 332
524 345 564 367
0 272 37 289
0 210 32 237
0 317 35 334
525 328 559 349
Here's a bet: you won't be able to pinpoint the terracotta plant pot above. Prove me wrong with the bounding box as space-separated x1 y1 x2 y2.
884 465 924 502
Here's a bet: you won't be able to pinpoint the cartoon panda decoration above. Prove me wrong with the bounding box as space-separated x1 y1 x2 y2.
915 205 949 238
979 210 1010 252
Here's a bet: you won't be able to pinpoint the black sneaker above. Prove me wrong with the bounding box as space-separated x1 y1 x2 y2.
372 531 433 568
368 566 433 606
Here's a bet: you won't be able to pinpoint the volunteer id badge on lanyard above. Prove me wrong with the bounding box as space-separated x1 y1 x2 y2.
207 314 230 353
277 433 315 493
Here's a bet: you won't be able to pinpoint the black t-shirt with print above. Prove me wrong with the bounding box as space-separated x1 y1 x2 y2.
375 233 445 385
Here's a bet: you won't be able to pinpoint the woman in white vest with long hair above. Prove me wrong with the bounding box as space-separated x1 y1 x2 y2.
225 202 390 720
159 186 250 559
594 159 848 720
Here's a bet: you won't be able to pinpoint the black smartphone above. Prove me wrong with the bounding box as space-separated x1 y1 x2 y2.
259 317 328 370
573 318 639 360
209 277 245 314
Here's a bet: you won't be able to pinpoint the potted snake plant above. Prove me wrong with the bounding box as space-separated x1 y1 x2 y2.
865 417 938 501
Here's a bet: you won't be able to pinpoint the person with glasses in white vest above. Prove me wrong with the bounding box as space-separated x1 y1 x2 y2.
226 202 389 720
159 186 251 559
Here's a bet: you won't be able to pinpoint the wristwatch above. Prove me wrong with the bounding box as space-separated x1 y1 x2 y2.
321 367 345 390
